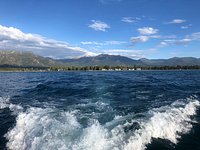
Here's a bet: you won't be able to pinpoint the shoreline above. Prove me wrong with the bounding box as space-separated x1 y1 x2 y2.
0 69 200 73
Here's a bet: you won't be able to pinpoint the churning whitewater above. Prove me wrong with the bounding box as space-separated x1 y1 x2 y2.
1 96 199 150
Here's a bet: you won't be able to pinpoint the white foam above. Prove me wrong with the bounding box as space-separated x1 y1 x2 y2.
6 107 81 150
4 97 200 150
0 96 10 109
124 98 200 150
0 96 23 114
73 120 126 150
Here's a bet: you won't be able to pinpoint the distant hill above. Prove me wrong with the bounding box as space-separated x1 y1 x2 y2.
139 57 200 66
58 54 139 66
0 51 60 67
58 54 200 67
1 51 200 68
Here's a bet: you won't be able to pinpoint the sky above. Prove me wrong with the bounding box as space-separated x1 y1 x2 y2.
0 0 200 59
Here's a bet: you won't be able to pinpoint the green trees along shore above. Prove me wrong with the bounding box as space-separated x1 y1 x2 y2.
1 65 200 72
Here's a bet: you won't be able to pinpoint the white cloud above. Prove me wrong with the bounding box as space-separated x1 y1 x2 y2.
181 24 192 29
137 27 158 35
173 39 191 45
160 32 200 47
102 49 145 58
81 41 98 45
166 19 186 24
159 41 168 46
131 36 150 43
102 48 158 59
159 39 192 47
88 20 110 32
121 17 140 23
181 26 189 29
0 25 96 58
81 40 126 46
130 35 159 44
186 32 200 40
105 40 127 45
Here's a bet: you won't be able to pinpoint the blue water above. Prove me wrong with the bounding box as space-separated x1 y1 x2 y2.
0 71 200 150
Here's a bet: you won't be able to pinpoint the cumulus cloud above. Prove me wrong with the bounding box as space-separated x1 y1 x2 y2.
121 17 140 23
88 20 110 32
131 26 177 45
81 40 126 46
0 25 96 58
166 19 186 24
137 27 158 35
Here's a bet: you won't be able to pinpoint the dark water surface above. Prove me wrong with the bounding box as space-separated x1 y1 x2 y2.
0 71 200 150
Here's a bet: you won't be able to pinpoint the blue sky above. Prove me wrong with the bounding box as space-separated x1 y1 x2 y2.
0 0 200 59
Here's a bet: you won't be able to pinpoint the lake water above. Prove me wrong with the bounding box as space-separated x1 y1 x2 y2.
0 71 200 150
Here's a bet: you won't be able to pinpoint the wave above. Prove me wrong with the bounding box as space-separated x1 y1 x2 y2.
123 97 200 150
0 96 23 115
1 96 199 150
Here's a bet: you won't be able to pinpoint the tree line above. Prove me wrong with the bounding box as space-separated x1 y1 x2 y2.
49 65 200 71
1 65 200 72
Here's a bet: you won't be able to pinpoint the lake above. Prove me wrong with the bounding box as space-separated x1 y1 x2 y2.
0 71 200 150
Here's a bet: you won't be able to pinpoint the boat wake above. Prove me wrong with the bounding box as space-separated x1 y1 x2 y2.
0 96 199 150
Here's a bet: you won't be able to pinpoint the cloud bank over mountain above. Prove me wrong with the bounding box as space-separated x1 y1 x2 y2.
0 25 96 59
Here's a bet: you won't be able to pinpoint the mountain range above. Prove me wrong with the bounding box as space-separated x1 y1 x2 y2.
59 54 200 67
0 51 60 67
0 51 200 67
